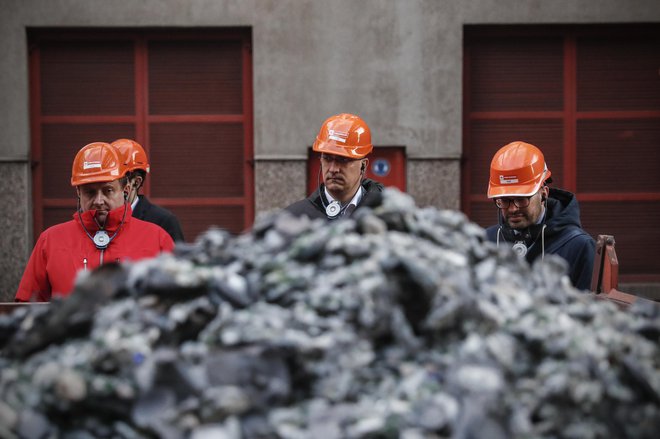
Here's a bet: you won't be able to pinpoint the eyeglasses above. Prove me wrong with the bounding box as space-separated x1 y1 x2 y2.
494 196 533 209
320 154 358 165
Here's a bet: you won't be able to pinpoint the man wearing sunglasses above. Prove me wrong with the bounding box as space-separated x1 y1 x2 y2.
485 141 595 290
285 113 383 220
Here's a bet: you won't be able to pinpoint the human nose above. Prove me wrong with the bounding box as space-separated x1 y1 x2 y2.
327 159 340 172
92 191 105 205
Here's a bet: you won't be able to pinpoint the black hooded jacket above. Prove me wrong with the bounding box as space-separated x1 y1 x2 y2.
284 178 384 220
486 188 595 290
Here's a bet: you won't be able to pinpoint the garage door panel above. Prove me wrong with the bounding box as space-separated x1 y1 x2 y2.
166 205 245 241
577 119 660 193
149 123 244 198
40 41 134 116
577 36 660 111
581 201 660 275
469 37 564 112
43 206 77 231
149 40 243 115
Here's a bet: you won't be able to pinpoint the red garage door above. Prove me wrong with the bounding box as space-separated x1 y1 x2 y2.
29 29 253 242
463 25 660 282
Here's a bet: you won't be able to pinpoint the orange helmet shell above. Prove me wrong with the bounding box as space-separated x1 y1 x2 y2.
71 142 128 187
111 138 150 173
312 113 373 159
487 141 552 198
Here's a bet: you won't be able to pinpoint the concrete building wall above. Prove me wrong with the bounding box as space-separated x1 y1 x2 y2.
2 0 659 299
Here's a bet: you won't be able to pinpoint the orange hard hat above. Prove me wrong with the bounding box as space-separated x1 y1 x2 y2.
487 141 552 198
71 142 128 187
312 113 373 159
111 138 150 173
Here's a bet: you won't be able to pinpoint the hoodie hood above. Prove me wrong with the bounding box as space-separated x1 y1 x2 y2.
488 187 584 261
543 187 583 233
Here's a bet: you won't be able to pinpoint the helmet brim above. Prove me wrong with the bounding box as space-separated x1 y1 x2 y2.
71 173 124 187
313 139 372 159
487 180 543 198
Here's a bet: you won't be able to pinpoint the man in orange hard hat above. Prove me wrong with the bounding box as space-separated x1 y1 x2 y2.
111 139 184 242
485 141 595 290
285 113 383 219
16 142 175 302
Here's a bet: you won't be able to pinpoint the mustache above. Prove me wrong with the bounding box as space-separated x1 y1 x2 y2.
325 173 344 182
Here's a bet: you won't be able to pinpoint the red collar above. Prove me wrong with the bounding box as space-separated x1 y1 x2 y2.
74 203 133 233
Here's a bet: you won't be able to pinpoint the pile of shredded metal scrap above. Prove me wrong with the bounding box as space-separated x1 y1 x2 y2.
1 189 658 438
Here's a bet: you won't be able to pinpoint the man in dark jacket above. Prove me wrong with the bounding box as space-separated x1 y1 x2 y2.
485 141 595 290
285 113 384 220
112 139 185 242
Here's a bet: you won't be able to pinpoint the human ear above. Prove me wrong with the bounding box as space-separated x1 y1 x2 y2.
541 187 549 202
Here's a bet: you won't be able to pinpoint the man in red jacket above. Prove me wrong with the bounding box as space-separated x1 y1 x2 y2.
15 142 175 302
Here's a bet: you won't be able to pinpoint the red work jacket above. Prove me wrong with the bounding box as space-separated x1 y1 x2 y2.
15 204 175 302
